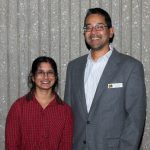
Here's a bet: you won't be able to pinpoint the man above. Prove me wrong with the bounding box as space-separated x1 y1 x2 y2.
64 8 146 150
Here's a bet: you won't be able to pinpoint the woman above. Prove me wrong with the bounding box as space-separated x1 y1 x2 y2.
5 56 73 150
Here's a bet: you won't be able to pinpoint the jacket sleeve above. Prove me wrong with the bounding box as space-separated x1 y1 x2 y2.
118 62 146 150
5 101 21 150
64 62 72 106
58 105 73 150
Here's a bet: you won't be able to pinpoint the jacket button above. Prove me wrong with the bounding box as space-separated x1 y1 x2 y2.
83 140 86 144
87 121 90 124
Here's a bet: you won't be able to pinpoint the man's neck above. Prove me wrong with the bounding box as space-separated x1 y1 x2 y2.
91 46 110 61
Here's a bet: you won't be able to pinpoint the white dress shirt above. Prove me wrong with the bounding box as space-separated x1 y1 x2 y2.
84 45 113 112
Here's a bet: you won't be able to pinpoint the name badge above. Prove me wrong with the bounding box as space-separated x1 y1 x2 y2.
108 83 123 88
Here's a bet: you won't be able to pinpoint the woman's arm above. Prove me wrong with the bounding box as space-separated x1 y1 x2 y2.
5 101 22 150
58 105 73 150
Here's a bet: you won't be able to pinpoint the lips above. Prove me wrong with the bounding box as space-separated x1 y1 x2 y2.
90 35 101 40
91 37 100 40
90 37 101 43
41 81 50 84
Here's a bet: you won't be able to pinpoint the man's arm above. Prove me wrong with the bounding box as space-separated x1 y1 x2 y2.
119 62 146 150
64 63 72 106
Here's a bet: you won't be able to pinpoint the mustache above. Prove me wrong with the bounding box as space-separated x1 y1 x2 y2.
89 35 101 39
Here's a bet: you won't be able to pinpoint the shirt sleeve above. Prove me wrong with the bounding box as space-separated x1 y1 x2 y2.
58 105 74 150
5 100 22 150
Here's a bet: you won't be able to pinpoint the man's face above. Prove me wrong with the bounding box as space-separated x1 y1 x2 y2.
84 14 114 51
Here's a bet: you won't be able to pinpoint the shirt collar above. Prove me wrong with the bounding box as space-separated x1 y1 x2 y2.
32 92 58 107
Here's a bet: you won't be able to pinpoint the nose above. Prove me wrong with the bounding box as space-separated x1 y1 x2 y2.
91 27 97 34
43 72 48 78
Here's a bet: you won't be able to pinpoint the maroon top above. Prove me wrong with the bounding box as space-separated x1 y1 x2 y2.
5 95 73 150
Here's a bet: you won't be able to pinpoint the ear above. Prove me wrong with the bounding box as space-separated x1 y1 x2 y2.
109 26 114 38
83 31 85 36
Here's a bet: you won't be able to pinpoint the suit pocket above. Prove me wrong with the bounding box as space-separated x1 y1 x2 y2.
104 138 120 148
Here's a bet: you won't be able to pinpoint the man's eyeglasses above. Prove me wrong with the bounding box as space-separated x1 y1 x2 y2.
83 24 108 32
36 70 55 77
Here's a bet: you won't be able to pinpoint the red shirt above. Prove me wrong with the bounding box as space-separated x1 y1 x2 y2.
5 95 73 150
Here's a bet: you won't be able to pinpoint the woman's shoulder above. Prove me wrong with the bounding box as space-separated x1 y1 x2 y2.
61 100 71 107
6 95 29 118
60 101 73 114
9 95 28 110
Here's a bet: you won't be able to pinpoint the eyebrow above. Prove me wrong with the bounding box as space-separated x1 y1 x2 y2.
37 69 54 72
85 23 106 26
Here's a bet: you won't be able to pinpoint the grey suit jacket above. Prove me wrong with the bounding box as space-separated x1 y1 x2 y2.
64 49 146 150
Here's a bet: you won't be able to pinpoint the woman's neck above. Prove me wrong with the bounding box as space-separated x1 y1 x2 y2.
34 89 55 108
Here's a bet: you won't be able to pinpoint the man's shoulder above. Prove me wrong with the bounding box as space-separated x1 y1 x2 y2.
113 49 143 66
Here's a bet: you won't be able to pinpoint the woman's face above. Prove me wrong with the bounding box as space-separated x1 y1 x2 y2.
32 62 56 91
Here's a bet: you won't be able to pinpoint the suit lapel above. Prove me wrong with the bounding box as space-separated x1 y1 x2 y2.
89 49 121 116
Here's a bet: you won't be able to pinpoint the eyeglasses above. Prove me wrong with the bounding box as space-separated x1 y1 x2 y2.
83 24 108 32
36 70 55 77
